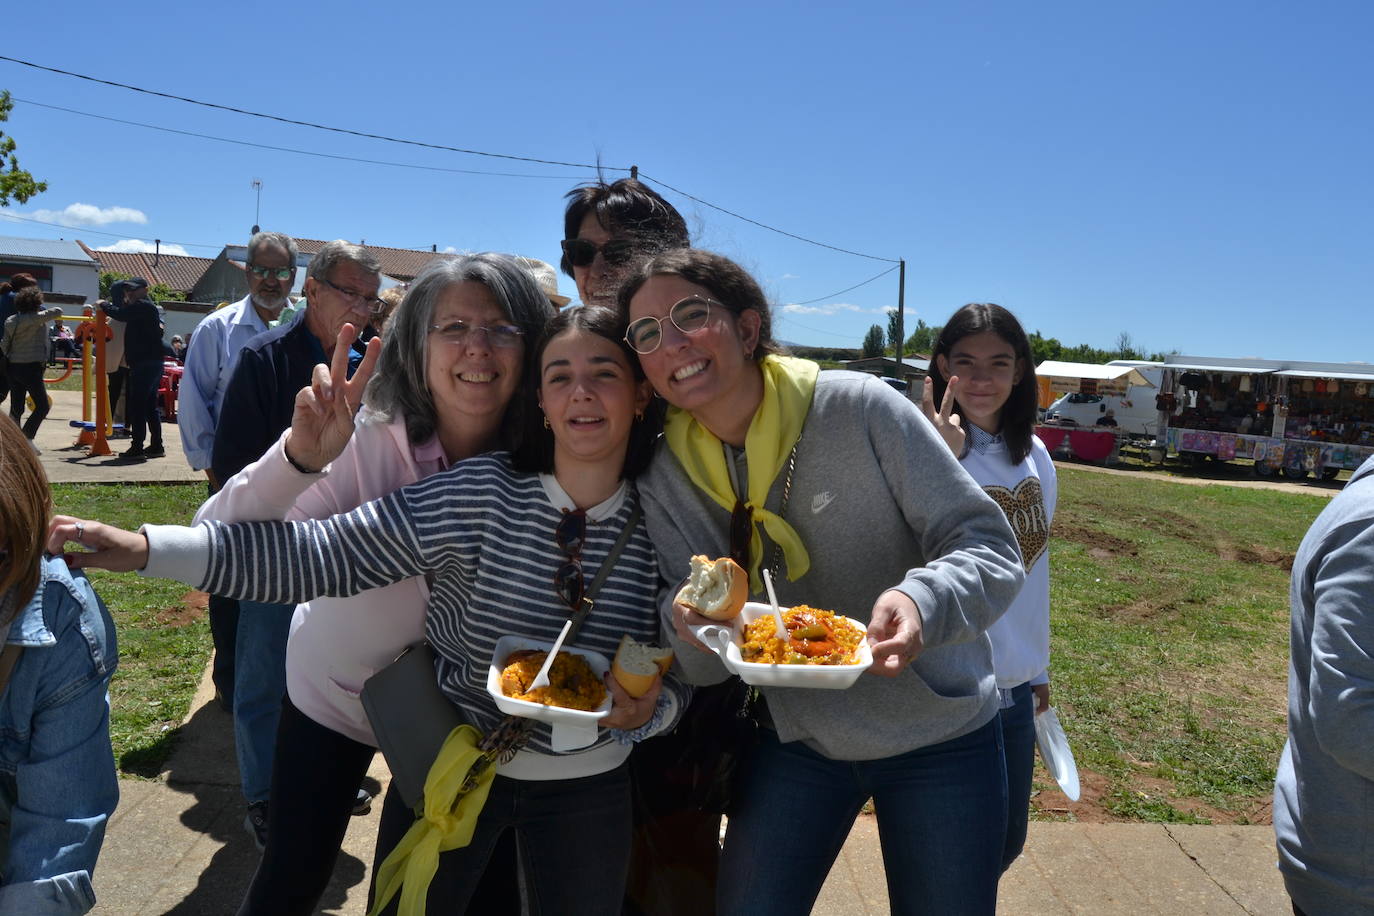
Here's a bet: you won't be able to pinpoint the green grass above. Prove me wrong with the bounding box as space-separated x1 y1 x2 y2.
50 483 208 777
50 465 1326 819
1039 467 1324 823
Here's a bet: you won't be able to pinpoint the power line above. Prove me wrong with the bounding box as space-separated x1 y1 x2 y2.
13 98 590 180
639 172 900 264
1 55 904 267
791 264 900 305
0 212 222 250
0 54 625 171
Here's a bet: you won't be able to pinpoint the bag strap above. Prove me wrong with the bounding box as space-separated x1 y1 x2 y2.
564 499 643 644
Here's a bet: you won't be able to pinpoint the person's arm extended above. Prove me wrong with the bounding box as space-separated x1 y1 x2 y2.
49 485 441 606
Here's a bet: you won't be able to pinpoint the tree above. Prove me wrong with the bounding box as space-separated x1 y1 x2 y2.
905 319 940 356
0 90 48 207
886 309 903 355
861 324 885 358
1114 331 1142 361
99 271 187 303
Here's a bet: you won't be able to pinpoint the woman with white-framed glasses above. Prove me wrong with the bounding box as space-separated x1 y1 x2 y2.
48 305 687 915
618 248 1026 916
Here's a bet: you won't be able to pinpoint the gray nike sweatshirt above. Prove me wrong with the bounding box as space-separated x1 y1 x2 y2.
639 370 1025 760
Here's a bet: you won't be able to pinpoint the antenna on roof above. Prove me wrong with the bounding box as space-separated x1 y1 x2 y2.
251 178 263 234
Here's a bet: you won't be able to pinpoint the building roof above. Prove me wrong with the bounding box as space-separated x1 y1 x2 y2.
292 238 442 282
0 235 98 265
76 242 215 294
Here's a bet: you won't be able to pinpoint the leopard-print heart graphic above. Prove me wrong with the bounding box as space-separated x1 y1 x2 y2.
983 477 1048 572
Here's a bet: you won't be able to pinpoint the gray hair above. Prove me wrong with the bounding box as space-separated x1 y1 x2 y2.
246 231 299 267
365 252 556 446
307 239 380 283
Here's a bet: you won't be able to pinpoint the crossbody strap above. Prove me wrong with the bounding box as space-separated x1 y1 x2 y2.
565 500 644 644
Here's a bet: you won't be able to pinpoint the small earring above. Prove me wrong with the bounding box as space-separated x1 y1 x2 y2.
635 409 645 422
542 416 551 429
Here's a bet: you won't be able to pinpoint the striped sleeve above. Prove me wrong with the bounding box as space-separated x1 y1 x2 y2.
198 486 436 604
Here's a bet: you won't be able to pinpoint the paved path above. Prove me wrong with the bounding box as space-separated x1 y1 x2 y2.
91 664 1292 915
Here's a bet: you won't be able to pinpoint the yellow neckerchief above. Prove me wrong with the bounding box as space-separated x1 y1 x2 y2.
367 725 496 916
664 354 818 592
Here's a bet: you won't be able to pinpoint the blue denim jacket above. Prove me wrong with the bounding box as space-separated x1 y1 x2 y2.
0 557 119 915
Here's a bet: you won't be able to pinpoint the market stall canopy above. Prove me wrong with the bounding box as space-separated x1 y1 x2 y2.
1036 361 1156 389
1273 368 1374 383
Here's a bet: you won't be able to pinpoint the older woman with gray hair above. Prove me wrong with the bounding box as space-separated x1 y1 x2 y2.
195 252 556 915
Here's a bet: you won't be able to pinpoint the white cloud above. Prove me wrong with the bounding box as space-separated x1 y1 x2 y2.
778 273 800 281
779 302 871 316
442 245 459 254
29 203 148 227
96 239 192 256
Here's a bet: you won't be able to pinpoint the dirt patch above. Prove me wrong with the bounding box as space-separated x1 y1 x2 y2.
1054 523 1138 557
1031 769 1272 826
155 590 209 628
1217 544 1295 570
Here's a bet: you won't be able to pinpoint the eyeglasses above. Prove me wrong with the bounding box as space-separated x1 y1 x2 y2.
729 499 752 571
247 264 294 281
553 509 587 611
561 237 640 269
319 276 385 315
428 319 525 349
624 296 718 355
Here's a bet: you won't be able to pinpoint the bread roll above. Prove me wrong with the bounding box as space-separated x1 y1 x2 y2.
611 635 674 698
675 555 748 621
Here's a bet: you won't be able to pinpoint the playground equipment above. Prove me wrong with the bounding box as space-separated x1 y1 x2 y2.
57 307 118 457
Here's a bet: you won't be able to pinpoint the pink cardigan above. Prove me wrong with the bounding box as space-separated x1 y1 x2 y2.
194 410 448 745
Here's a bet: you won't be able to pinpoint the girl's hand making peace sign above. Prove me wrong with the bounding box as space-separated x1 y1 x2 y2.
921 374 966 457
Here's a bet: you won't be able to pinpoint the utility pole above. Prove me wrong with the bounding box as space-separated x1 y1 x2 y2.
251 178 262 234
894 258 906 374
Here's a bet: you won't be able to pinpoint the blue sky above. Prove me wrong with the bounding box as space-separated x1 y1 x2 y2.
3 1 1371 362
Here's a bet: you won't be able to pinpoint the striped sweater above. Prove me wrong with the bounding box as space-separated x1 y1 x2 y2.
146 453 684 764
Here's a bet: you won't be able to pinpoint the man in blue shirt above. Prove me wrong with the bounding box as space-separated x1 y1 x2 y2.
178 232 299 715
210 239 381 850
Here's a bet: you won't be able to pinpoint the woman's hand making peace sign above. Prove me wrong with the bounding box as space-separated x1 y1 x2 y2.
282 323 383 474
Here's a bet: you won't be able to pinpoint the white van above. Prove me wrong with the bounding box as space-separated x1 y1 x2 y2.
1044 392 1157 436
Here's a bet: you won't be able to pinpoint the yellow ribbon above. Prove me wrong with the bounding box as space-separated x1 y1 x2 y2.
367 724 496 916
664 354 819 593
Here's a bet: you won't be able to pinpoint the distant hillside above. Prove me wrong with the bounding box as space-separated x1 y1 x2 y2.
782 341 860 361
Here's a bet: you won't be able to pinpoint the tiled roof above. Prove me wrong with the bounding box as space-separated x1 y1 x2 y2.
0 235 97 263
293 238 442 282
77 242 215 294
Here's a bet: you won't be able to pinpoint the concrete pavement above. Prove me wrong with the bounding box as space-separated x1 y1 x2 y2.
92 660 1291 915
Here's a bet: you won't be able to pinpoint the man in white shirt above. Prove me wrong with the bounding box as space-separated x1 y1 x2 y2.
177 231 298 710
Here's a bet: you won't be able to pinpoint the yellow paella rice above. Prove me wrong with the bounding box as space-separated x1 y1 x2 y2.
739 605 863 666
500 649 607 711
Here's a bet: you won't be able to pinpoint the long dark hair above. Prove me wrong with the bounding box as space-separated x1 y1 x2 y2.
929 303 1039 464
511 306 664 479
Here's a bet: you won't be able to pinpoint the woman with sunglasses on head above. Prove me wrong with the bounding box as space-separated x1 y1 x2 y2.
49 305 687 915
189 254 553 914
617 249 1026 916
924 304 1056 876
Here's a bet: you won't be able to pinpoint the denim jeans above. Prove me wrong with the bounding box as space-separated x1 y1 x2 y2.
999 682 1035 872
233 601 291 804
125 359 163 448
371 764 632 915
719 717 1007 916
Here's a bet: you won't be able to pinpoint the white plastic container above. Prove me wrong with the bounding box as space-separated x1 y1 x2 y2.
690 601 873 689
487 636 611 751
